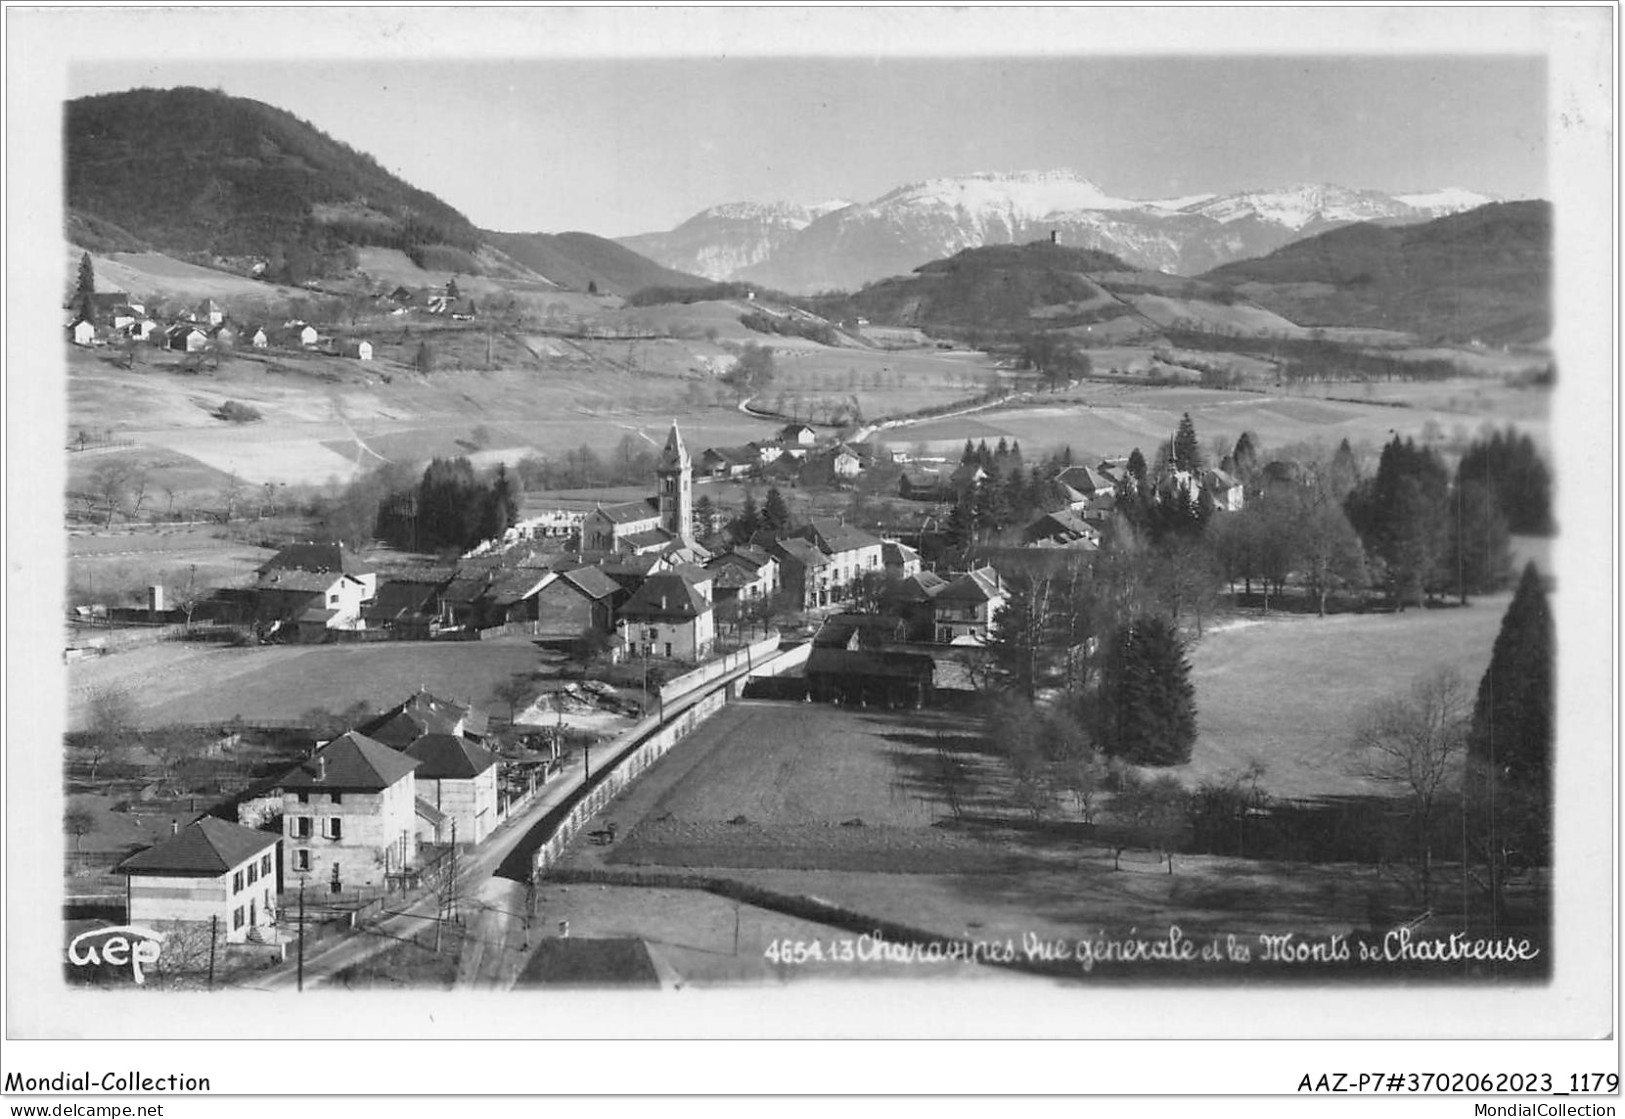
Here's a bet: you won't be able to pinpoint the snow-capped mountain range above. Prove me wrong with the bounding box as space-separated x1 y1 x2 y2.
617 170 1503 293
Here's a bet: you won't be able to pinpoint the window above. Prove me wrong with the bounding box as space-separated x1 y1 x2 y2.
330 792 343 806
296 792 309 804
324 817 343 841
291 817 311 839
233 907 244 930
232 870 243 893
261 853 272 876
246 863 258 886
664 643 672 658
293 849 311 872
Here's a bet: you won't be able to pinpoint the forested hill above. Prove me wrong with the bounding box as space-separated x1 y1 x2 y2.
66 87 481 280
482 230 710 297
1200 201 1552 345
827 240 1181 337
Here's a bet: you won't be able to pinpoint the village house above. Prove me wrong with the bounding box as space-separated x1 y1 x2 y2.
881 540 922 580
698 445 756 480
879 569 948 641
276 732 420 894
1022 509 1101 550
796 518 885 599
705 546 779 605
254 543 375 639
195 299 225 326
773 536 835 609
831 446 864 479
933 566 1008 644
116 817 281 944
360 690 489 749
246 326 269 349
532 566 622 644
780 422 818 447
1054 463 1115 499
165 324 207 353
1205 467 1246 512
616 569 715 661
68 318 97 346
360 572 451 639
339 339 374 361
898 468 953 503
208 322 236 349
403 733 500 846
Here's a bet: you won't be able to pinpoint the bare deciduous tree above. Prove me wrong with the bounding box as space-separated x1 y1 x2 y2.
1348 668 1469 906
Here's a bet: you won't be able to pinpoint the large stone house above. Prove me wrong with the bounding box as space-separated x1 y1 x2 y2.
254 543 376 638
116 817 281 944
616 570 715 661
403 733 500 846
276 732 420 894
532 566 622 641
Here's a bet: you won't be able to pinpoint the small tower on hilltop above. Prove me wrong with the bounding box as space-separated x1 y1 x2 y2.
656 420 693 544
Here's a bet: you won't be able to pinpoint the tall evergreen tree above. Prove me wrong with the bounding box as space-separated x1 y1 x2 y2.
1345 435 1450 609
1172 413 1204 474
733 490 761 542
74 252 96 320
761 486 791 534
1457 427 1554 536
961 439 976 465
1467 564 1554 876
1099 615 1197 766
1440 480 1512 604
1126 447 1148 484
1230 431 1260 482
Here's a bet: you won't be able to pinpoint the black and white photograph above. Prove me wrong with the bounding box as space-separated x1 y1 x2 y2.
2 3 1617 1104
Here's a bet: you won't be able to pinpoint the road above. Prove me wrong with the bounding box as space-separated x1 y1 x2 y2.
247 641 791 991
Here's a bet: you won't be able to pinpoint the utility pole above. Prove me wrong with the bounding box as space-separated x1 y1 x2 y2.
296 877 306 992
207 914 217 990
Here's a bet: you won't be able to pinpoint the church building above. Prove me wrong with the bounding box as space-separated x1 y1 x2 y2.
582 423 706 558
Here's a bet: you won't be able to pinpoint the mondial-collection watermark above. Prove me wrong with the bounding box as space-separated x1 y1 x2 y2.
4 1073 210 1093
764 925 1542 972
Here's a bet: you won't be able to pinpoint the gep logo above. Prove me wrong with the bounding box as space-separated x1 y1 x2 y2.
67 925 165 984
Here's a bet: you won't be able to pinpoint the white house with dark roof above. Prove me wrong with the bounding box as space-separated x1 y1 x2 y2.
68 318 97 346
254 543 377 637
276 732 419 894
403 733 499 845
799 518 885 600
116 817 281 944
933 566 1008 644
616 570 714 661
706 546 779 604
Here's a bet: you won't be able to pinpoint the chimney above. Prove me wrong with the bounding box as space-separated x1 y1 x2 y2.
317 756 328 782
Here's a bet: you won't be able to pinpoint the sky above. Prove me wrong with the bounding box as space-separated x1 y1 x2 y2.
51 9 1552 237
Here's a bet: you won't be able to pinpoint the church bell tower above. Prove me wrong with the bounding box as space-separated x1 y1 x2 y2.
656 421 693 544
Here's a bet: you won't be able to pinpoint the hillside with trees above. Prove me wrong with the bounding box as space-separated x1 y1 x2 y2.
1200 201 1552 345
481 230 709 297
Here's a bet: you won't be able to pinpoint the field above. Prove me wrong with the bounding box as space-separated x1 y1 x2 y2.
878 380 1550 464
64 636 547 730
67 525 276 605
1181 594 1512 799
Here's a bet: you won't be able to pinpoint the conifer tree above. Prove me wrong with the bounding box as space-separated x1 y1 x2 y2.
1172 413 1204 473
1099 615 1197 766
75 251 96 320
762 486 791 534
1466 562 1554 905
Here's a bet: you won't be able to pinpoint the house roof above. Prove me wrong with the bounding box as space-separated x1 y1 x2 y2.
806 647 935 681
404 733 498 780
936 567 1005 605
806 518 883 557
883 570 948 604
414 798 449 827
1056 464 1113 493
702 445 756 467
881 541 920 566
708 546 772 575
558 566 621 600
516 937 664 989
259 542 373 577
1205 467 1241 491
773 537 830 569
278 731 420 791
813 614 906 649
257 570 349 594
619 573 711 620
622 527 677 551
362 579 443 621
484 568 554 606
359 691 486 747
592 499 661 526
117 816 278 877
